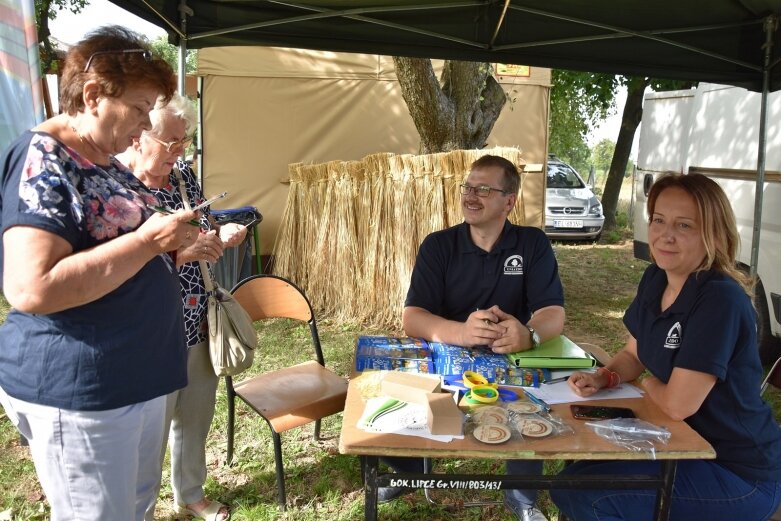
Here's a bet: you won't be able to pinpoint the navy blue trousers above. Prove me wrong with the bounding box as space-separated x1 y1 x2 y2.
551 460 781 521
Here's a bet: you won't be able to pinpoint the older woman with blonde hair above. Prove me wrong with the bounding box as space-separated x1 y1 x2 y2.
119 93 245 521
552 173 781 521
0 26 198 520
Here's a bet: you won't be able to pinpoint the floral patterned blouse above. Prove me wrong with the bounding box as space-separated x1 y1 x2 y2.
147 161 213 348
0 131 187 411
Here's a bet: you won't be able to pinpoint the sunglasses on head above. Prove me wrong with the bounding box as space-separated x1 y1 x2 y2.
83 49 152 73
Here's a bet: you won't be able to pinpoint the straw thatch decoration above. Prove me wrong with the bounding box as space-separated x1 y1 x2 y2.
444 150 467 227
352 156 374 320
272 147 534 330
308 161 360 321
272 163 304 287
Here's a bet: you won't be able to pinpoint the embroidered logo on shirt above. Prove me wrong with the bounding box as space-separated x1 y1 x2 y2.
664 322 682 349
503 255 524 275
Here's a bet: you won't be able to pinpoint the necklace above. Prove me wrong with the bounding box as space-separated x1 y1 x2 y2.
70 123 85 144
70 123 111 165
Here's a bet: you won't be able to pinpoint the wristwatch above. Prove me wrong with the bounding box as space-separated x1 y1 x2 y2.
526 325 541 349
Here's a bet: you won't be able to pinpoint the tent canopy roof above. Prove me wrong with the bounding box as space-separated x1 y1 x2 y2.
111 0 781 91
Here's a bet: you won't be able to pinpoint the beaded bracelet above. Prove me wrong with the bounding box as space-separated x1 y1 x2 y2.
597 366 621 388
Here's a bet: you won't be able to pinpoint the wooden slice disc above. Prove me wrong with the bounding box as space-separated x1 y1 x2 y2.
471 406 508 424
473 423 512 444
507 401 542 414
514 417 554 438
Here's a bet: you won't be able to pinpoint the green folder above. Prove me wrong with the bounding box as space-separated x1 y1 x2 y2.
506 335 596 368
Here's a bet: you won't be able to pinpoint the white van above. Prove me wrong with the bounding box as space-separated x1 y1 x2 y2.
634 83 781 363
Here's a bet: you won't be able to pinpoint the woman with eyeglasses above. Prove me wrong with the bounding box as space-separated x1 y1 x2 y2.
0 26 199 520
117 93 245 521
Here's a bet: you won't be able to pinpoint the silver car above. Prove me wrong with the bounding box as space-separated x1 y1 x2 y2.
544 156 604 240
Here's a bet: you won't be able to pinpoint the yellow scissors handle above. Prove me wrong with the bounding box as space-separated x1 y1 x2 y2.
463 370 498 389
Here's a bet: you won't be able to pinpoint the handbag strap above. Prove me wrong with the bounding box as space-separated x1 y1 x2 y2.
173 164 215 293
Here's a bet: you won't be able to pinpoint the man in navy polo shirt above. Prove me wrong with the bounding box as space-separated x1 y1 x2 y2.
382 155 565 521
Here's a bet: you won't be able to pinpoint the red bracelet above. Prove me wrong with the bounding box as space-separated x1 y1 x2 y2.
597 367 621 388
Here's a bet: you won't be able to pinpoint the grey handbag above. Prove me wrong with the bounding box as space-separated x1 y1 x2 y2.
174 165 257 376
204 276 256 376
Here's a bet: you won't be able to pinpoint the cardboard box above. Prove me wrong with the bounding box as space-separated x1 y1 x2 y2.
498 366 550 387
431 341 550 386
430 341 509 382
427 392 463 435
430 341 475 375
381 372 441 406
355 336 434 373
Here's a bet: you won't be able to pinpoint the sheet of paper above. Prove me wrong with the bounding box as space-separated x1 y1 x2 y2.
524 381 644 405
358 396 463 442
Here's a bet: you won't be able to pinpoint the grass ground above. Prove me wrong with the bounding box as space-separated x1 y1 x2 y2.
1 238 779 521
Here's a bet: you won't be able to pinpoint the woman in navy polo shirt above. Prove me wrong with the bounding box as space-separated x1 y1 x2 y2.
551 173 781 521
0 27 197 520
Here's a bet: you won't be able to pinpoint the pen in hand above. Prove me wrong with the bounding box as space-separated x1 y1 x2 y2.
192 191 228 212
545 369 598 385
146 204 201 227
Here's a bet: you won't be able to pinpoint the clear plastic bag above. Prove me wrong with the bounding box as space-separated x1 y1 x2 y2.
585 418 671 458
465 400 573 443
532 409 574 437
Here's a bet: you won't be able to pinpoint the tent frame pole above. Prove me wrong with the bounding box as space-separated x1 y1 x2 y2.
177 0 192 95
750 15 777 278
138 0 184 37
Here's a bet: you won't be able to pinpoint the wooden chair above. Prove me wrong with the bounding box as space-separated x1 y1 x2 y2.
225 275 348 510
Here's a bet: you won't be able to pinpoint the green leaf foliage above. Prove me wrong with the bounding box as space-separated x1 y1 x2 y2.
35 0 87 24
549 70 618 173
150 37 198 75
34 0 89 74
591 138 615 173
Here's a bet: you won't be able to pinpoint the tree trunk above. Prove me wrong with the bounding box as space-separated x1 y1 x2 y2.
602 77 649 230
36 0 54 73
393 57 506 154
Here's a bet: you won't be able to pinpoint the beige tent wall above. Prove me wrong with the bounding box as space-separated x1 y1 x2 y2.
198 47 550 254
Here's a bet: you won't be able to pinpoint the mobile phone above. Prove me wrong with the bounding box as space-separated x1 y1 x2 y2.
192 191 228 211
570 405 636 420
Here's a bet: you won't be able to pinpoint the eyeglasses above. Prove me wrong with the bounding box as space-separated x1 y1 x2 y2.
83 49 152 73
459 183 511 197
145 134 193 153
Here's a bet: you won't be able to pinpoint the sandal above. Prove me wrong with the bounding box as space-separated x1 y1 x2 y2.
175 500 230 521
